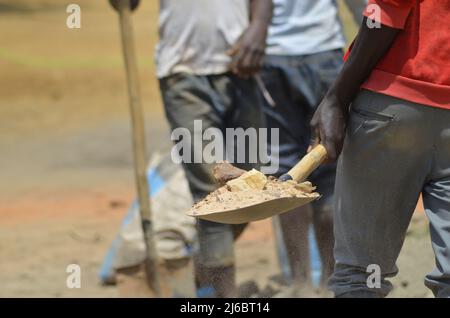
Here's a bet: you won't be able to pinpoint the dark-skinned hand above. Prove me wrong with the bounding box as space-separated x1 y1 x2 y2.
227 22 267 79
309 18 400 161
310 93 349 161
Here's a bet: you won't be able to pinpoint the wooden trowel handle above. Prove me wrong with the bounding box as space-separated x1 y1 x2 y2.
280 144 328 182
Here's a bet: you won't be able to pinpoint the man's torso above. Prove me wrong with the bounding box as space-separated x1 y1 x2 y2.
266 0 346 56
156 0 249 78
362 0 450 109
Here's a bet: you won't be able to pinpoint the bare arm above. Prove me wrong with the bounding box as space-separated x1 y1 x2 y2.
249 0 274 26
310 18 400 160
329 18 399 109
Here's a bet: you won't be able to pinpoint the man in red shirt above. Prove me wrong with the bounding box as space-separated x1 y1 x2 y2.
311 0 450 297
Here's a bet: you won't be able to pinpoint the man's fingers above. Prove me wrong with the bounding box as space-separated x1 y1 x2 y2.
251 50 264 73
242 52 257 76
228 34 243 57
310 113 319 130
231 43 265 78
318 124 338 162
226 44 239 57
232 53 251 78
311 127 321 145
306 128 319 153
322 138 337 162
230 47 247 76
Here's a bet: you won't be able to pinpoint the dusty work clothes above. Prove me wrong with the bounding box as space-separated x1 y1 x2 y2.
356 0 450 109
267 0 346 56
330 90 450 298
156 0 249 78
260 50 343 286
260 50 343 204
159 73 263 267
261 0 358 285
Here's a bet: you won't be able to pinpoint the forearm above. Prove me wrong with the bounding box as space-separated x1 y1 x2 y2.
249 0 273 28
327 18 399 109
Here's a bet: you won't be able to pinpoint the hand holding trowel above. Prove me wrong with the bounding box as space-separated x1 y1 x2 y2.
187 144 328 224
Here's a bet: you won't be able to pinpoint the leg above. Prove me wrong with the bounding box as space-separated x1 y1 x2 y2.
201 73 263 296
195 219 241 297
259 57 314 287
225 73 265 171
423 110 450 298
279 206 313 286
260 51 343 290
311 182 335 288
330 90 433 297
306 50 344 289
423 180 450 298
160 73 244 297
160 73 223 198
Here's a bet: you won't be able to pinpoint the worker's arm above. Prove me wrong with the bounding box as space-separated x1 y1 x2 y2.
109 0 140 12
228 0 273 78
311 0 416 160
310 19 399 160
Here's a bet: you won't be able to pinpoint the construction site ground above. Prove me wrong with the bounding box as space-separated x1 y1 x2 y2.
0 0 435 298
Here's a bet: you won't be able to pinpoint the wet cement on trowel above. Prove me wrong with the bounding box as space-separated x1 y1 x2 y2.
188 177 319 216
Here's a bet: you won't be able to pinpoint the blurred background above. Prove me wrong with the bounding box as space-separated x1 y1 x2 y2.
0 0 434 297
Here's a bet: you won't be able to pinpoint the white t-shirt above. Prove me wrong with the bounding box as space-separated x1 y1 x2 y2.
156 0 249 78
266 0 366 56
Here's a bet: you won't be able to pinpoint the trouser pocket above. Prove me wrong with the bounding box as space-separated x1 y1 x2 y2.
351 107 395 122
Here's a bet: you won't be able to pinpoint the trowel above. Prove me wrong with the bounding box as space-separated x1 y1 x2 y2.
187 145 328 224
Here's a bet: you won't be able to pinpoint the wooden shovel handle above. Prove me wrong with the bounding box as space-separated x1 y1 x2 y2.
280 144 328 182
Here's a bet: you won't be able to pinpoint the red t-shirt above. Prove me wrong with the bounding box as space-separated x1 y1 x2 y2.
356 0 450 109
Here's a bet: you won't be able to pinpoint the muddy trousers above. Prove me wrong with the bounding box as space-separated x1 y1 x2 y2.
159 72 263 297
329 90 450 298
260 51 343 287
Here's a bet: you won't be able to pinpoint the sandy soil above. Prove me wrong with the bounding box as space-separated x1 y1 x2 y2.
0 1 436 298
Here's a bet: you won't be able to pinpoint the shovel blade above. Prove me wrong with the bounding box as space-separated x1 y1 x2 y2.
187 195 319 224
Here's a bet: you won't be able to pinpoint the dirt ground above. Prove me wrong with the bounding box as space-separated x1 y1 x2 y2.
0 1 436 298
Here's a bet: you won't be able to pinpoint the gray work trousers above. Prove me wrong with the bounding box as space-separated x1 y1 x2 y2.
330 90 450 298
160 72 263 268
